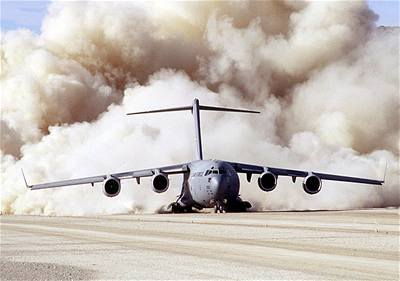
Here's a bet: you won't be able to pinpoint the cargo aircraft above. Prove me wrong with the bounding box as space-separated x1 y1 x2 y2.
23 99 385 213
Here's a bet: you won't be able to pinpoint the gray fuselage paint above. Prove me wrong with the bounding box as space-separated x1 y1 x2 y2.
183 160 240 208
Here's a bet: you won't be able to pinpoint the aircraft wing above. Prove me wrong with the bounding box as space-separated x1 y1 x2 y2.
228 161 384 185
24 163 189 190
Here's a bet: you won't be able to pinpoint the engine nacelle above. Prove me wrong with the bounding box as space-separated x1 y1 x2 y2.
103 176 121 197
152 173 169 193
303 174 322 194
258 171 277 192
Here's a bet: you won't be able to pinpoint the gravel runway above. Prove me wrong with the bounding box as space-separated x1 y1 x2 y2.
1 208 399 280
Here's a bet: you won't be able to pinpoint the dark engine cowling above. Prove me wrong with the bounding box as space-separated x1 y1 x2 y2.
152 173 169 193
258 171 277 192
103 176 121 197
303 174 322 194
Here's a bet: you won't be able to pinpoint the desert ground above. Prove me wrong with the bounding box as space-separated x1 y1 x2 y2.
1 208 399 280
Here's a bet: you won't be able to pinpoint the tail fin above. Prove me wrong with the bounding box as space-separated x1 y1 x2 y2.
127 98 259 160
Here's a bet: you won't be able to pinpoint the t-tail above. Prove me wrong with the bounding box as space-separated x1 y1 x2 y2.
126 98 259 160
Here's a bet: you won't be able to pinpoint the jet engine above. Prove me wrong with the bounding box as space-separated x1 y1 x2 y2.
103 176 121 197
152 173 169 193
303 174 322 194
258 171 277 192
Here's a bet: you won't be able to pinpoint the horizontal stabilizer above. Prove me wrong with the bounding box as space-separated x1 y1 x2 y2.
126 98 259 160
199 105 259 114
126 106 192 115
126 99 259 116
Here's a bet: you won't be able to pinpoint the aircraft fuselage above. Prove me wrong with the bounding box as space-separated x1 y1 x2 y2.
177 160 242 211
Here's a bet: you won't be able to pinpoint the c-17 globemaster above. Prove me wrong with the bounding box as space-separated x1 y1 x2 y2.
23 98 385 213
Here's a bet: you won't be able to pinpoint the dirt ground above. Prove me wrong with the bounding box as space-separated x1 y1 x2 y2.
1 208 399 280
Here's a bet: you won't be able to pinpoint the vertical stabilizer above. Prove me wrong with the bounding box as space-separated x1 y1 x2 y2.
192 99 203 160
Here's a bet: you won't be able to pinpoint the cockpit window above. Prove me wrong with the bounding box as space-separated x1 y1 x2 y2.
205 168 227 176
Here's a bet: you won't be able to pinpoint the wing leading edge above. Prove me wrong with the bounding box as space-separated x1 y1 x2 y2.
229 161 384 186
24 163 189 190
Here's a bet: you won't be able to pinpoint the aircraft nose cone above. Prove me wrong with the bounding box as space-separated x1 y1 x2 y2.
210 176 222 187
210 176 224 193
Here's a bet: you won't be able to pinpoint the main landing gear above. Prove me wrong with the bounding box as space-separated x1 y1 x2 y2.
169 202 194 213
213 198 252 213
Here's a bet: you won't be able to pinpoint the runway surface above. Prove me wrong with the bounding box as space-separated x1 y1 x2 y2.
1 208 399 280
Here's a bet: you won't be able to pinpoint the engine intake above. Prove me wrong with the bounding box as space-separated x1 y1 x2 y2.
152 173 169 193
258 171 277 192
103 176 121 197
303 174 322 194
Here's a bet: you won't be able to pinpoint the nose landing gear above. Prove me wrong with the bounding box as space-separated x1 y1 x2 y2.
213 199 227 213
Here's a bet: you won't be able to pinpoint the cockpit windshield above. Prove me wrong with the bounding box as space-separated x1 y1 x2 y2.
204 168 227 176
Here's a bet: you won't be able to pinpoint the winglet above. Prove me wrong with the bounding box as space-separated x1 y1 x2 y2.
21 169 32 189
383 161 387 184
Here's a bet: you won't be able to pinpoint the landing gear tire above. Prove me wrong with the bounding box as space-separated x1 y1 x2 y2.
171 204 180 213
242 201 252 210
171 202 187 213
214 201 226 213
225 198 252 212
214 205 219 213
171 202 195 213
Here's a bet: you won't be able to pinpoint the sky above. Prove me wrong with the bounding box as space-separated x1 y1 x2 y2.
0 0 399 34
1 1 50 33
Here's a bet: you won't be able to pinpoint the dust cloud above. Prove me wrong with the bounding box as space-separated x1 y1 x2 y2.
1 1 398 215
